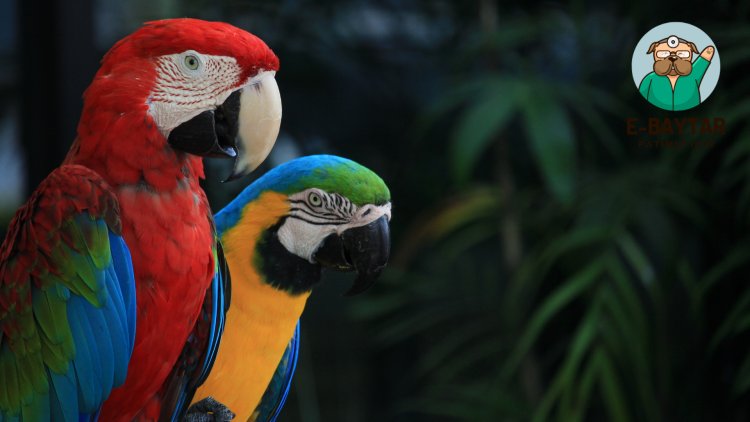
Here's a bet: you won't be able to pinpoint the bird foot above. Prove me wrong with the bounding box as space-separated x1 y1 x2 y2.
185 397 236 422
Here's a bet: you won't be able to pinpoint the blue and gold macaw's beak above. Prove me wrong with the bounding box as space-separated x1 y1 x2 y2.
313 215 390 296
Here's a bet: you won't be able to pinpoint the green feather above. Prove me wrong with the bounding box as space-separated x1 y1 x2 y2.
51 246 101 307
28 353 47 393
40 334 71 374
32 286 76 374
73 216 111 271
35 286 75 374
0 346 10 410
21 393 49 422
67 242 104 305
16 356 34 405
4 351 20 411
54 283 70 300
290 161 390 206
17 309 36 342
32 288 66 344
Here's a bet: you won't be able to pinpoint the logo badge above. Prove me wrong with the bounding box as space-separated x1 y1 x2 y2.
631 22 720 111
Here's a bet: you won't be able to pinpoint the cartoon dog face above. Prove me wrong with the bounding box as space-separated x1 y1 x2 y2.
646 35 700 76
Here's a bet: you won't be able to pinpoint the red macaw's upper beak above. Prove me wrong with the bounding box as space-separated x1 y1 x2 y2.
168 71 282 181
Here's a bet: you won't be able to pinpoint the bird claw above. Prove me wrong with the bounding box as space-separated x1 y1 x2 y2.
185 397 236 422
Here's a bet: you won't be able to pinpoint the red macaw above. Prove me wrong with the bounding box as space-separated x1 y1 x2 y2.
0 18 282 421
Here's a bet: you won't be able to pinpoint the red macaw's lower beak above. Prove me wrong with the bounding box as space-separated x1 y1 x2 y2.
312 215 391 296
168 71 282 181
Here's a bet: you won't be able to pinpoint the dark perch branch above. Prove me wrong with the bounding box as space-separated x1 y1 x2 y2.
186 397 236 422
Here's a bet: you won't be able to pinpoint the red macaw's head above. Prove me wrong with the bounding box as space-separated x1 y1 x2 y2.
78 18 282 180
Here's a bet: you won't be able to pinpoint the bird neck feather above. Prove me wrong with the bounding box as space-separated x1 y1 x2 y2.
219 191 311 318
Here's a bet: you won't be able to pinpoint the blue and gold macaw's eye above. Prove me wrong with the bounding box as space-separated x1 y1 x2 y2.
308 192 323 207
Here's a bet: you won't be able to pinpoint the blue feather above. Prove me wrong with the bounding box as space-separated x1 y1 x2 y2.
201 272 226 384
102 265 129 386
253 322 301 421
269 322 300 422
108 233 136 351
68 294 103 411
48 363 79 421
41 227 137 421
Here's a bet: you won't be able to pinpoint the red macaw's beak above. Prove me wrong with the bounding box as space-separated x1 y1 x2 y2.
312 215 391 296
168 71 282 182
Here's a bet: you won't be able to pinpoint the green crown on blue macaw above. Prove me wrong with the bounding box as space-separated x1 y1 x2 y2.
217 155 390 229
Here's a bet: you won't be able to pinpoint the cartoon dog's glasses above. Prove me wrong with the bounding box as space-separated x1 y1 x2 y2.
655 50 692 59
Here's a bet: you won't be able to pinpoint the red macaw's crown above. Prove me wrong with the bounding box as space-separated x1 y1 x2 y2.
98 18 279 86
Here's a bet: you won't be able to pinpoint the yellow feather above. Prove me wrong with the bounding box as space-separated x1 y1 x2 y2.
192 192 311 421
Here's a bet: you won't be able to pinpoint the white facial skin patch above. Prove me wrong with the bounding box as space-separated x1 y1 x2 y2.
148 50 243 135
277 188 392 262
147 51 282 148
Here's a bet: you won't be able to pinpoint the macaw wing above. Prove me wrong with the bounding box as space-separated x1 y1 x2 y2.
0 165 136 421
252 321 300 422
159 240 231 422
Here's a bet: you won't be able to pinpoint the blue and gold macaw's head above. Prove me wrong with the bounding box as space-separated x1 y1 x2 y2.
216 154 392 295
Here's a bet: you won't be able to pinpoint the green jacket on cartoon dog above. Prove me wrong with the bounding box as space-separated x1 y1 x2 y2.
639 57 710 111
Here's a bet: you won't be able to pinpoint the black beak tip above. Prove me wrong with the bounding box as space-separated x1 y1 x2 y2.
342 271 382 297
343 216 390 296
220 166 246 183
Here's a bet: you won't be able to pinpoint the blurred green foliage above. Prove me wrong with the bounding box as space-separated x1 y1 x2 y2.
340 3 750 422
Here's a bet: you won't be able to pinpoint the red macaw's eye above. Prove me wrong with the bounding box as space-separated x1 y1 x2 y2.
184 55 200 70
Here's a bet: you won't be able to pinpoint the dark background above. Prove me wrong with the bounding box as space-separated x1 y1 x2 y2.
1 0 750 421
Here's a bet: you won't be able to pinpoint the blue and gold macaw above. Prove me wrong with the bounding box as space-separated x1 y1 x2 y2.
186 154 392 421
